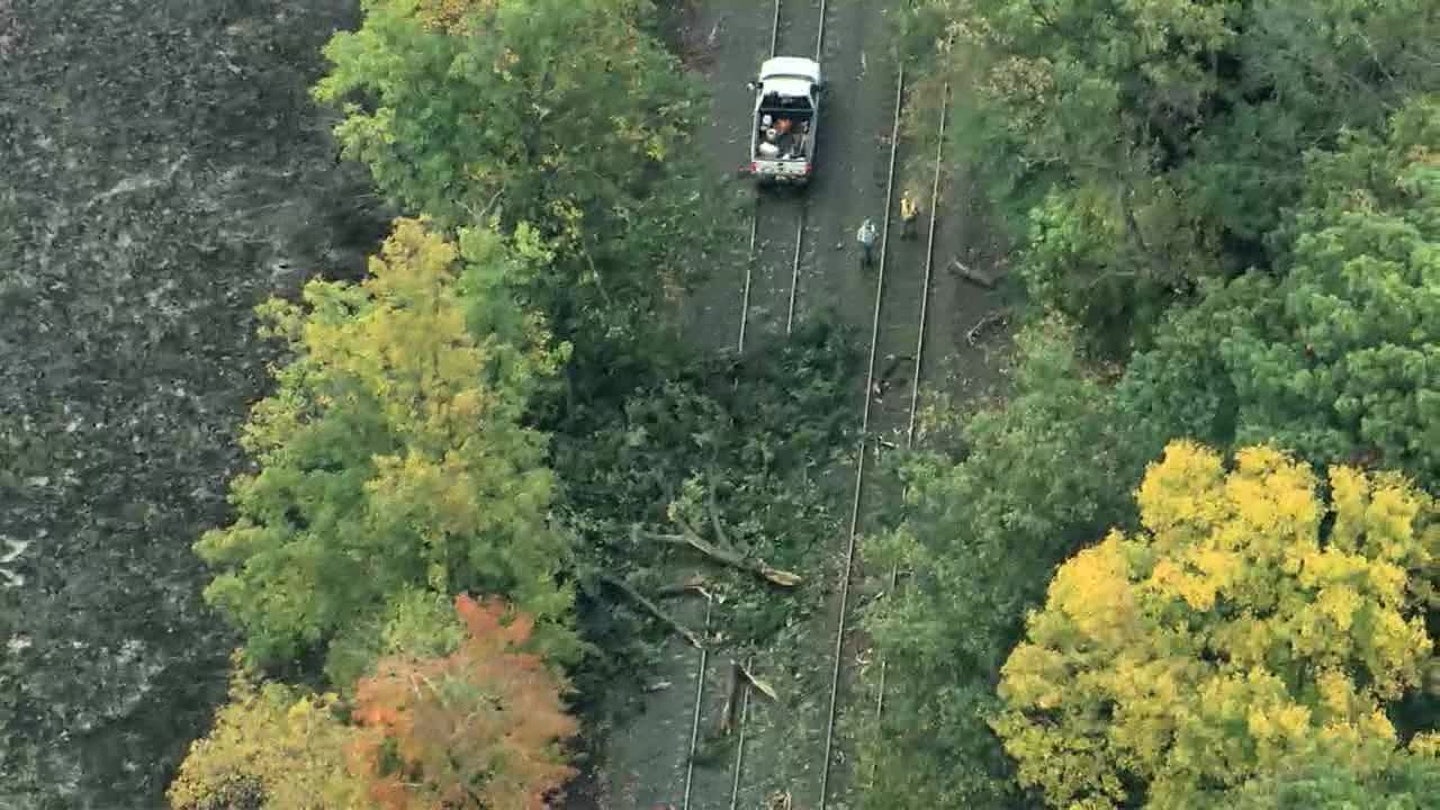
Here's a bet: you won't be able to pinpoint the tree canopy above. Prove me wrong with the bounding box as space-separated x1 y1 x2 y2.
195 218 573 678
313 0 729 350
859 321 1140 808
993 441 1437 809
1219 747 1440 810
915 0 1439 350
1120 95 1440 489
166 659 368 810
350 594 578 810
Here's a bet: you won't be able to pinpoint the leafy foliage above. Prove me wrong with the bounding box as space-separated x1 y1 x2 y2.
858 321 1141 808
913 0 1439 349
1120 96 1440 488
554 321 860 695
350 594 578 810
167 658 368 810
993 441 1437 809
195 219 573 678
1219 747 1440 810
313 0 734 352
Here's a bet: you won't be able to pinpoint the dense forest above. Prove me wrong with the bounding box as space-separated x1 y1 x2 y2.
862 1 1439 807
1 0 1435 808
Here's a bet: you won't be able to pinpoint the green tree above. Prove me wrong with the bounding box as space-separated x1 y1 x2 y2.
313 0 729 349
914 0 1438 349
195 219 573 678
858 320 1140 808
1120 96 1440 488
993 441 1437 809
1220 747 1440 810
167 658 369 810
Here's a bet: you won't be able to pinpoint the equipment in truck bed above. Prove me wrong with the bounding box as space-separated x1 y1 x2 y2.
744 56 823 186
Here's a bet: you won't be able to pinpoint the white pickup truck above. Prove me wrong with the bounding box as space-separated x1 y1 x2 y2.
745 56 823 186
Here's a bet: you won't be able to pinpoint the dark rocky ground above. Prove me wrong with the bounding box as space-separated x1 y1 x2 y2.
0 1 387 806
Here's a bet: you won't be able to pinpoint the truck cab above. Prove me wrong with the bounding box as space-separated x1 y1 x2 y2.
746 56 822 186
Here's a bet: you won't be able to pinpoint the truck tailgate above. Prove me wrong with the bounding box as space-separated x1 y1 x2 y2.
753 159 810 178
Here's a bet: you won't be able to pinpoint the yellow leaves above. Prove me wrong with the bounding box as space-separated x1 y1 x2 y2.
414 0 497 34
995 441 1436 808
1145 545 1241 611
168 658 370 809
1135 440 1227 549
1039 531 1136 644
1410 731 1440 757
996 643 1070 711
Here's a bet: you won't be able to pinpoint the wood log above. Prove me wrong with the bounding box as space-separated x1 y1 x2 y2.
950 257 997 289
654 574 711 599
719 659 744 736
643 524 802 588
597 573 704 648
966 309 1011 345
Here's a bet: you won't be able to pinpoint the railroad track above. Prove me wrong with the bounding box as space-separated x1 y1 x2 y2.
676 2 952 807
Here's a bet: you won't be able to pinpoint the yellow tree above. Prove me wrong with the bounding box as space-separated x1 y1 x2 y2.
167 657 370 809
993 441 1437 809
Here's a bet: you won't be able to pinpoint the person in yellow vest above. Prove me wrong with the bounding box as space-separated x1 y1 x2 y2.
899 191 921 239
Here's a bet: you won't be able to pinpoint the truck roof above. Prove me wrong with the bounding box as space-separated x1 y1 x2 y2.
759 56 821 90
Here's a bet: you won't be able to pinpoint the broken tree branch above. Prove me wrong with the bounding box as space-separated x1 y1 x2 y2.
950 256 999 289
654 574 712 599
966 309 1012 345
597 573 704 648
642 528 802 588
739 660 778 702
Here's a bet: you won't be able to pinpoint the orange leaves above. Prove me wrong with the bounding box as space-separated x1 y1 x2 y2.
994 441 1436 809
349 595 578 810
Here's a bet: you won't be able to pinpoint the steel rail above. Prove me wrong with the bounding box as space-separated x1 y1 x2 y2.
872 78 950 763
682 598 714 810
693 0 836 805
684 0 796 805
817 60 906 810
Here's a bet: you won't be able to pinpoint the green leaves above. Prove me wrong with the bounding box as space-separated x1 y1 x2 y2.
858 320 1141 809
315 0 738 374
925 0 1439 350
196 219 575 677
1120 97 1440 489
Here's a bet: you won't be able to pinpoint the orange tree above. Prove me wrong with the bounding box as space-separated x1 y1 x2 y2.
993 441 1437 808
350 594 578 809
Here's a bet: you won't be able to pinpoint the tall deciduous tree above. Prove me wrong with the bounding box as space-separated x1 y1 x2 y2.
313 0 726 348
195 219 573 678
1120 96 1440 489
916 0 1438 349
167 658 369 810
858 321 1140 808
993 441 1437 809
350 594 578 810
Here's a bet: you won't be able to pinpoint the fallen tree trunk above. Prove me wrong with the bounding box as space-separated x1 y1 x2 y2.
654 574 712 599
597 573 705 648
966 308 1012 345
951 257 999 289
640 524 802 587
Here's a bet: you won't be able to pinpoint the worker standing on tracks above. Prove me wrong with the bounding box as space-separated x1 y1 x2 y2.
899 191 920 239
856 217 878 269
